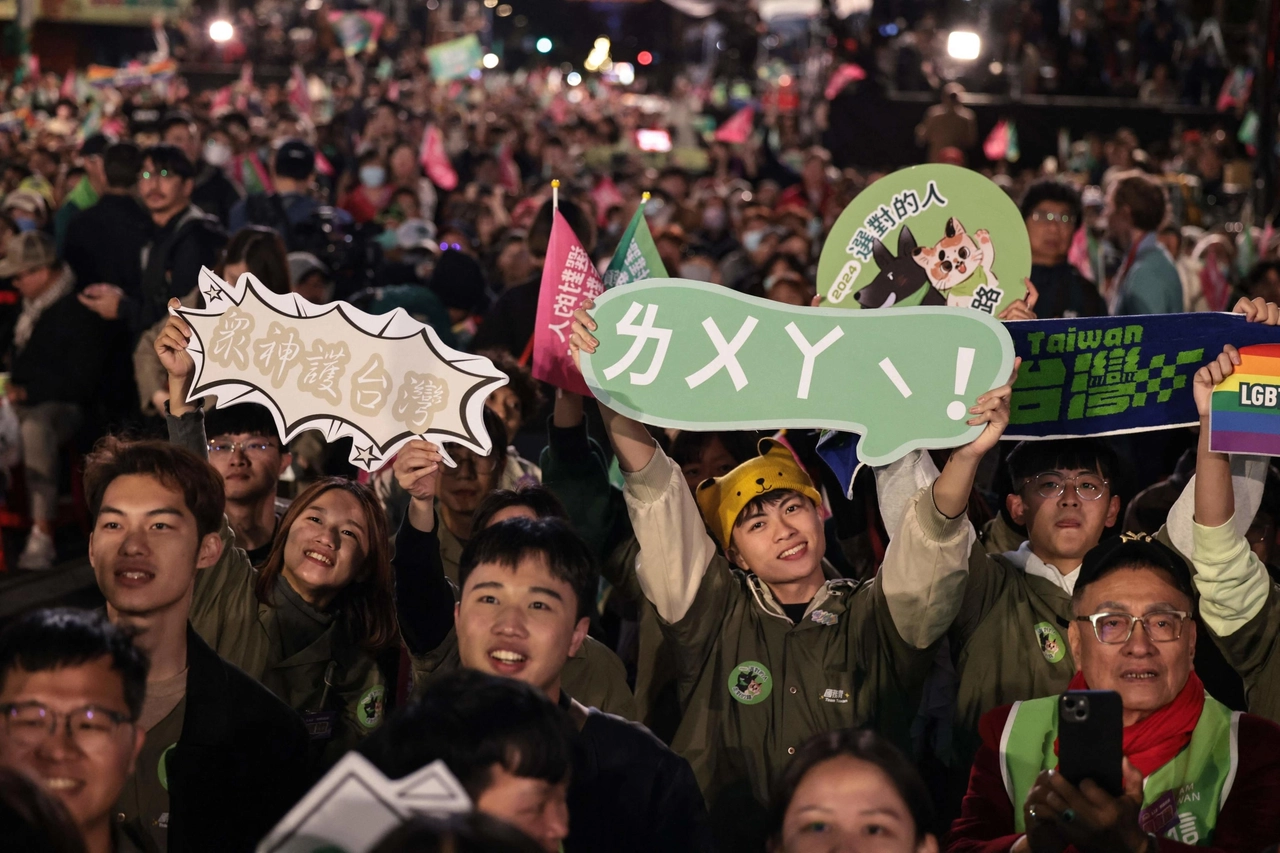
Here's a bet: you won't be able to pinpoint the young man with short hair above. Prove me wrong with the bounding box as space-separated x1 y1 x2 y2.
202 403 292 566
569 306 991 841
1106 172 1182 316
78 144 226 339
361 669 577 853
0 608 148 853
391 442 712 853
84 438 310 851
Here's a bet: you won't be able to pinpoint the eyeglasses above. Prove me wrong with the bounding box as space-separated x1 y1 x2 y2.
1030 211 1077 226
1077 611 1190 644
1 702 132 750
140 170 174 181
441 242 464 252
1022 472 1110 501
444 453 499 475
208 439 279 456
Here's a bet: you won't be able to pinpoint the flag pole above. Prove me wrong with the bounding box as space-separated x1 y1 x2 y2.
552 179 559 211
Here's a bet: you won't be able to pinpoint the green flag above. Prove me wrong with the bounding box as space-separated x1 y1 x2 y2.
602 203 667 289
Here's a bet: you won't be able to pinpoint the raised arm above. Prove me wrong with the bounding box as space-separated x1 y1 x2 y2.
391 440 457 656
569 302 719 627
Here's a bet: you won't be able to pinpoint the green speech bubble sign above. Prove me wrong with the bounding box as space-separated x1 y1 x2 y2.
580 279 1016 466
818 164 1031 316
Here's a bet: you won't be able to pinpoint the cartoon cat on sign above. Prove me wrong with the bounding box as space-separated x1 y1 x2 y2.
911 217 997 309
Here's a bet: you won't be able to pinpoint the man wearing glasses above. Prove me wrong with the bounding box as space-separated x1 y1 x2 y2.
0 608 149 853
947 533 1280 853
79 144 226 340
1020 180 1107 319
434 422 507 585
203 404 292 567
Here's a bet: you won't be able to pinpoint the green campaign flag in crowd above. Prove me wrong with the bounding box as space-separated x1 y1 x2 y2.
602 203 667 289
426 35 484 82
579 279 1015 467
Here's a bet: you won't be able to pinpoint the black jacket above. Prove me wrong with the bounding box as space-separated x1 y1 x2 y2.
192 163 243 227
471 270 541 359
1029 262 1109 319
561 692 714 853
129 205 226 338
9 284 109 406
62 194 153 298
167 627 312 853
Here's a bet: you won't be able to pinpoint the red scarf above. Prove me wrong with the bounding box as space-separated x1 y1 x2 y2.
1057 671 1206 777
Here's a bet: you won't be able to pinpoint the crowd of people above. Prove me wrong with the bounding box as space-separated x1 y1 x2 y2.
0 3 1276 852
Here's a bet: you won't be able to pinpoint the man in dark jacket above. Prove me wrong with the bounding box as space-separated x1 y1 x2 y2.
78 145 226 341
390 444 714 853
1020 180 1107 319
63 141 152 301
161 112 241 228
0 231 107 570
84 439 312 852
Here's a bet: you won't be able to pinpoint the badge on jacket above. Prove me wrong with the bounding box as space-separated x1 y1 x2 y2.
358 685 386 729
728 661 773 705
1034 621 1066 663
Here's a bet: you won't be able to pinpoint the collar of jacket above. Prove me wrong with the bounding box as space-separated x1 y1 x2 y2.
745 568 859 625
256 590 353 672
180 625 235 747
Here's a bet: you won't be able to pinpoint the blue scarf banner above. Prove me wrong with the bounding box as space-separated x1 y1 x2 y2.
818 312 1280 495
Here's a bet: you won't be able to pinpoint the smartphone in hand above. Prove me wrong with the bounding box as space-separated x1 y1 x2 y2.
1058 689 1124 796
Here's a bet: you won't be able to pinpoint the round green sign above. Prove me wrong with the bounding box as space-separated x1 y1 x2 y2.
728 661 774 705
818 164 1031 316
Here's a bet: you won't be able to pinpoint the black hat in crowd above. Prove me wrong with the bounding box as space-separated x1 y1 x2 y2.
274 139 316 181
80 134 112 158
1076 532 1194 599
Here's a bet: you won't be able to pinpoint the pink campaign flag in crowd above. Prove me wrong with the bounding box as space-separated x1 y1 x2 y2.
714 106 754 144
288 65 311 117
531 210 603 395
419 124 458 191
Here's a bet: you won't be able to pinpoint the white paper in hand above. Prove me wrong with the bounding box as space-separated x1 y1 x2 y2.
256 752 471 853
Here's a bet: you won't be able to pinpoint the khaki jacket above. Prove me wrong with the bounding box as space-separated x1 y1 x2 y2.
622 447 968 809
171 409 386 765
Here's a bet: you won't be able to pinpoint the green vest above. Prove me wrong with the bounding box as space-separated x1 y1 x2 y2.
1000 693 1239 845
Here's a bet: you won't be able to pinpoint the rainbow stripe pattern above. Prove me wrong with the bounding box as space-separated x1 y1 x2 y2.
1210 344 1280 456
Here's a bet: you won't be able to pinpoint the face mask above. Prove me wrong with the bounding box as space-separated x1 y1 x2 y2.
203 140 231 167
13 216 36 233
360 165 387 189
742 229 765 252
680 261 715 282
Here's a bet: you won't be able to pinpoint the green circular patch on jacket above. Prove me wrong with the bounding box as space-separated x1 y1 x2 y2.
158 743 176 791
1034 622 1066 663
358 685 385 729
728 661 773 705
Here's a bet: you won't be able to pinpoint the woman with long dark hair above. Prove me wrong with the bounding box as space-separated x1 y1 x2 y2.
153 302 399 765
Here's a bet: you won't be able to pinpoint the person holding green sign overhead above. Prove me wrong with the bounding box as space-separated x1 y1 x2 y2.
569 301 1016 846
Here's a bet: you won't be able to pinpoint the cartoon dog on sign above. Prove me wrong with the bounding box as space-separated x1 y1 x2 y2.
911 217 997 309
853 226 945 309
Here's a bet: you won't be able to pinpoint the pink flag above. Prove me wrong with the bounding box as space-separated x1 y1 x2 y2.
1199 244 1231 312
531 210 603 395
983 120 1009 161
714 106 754 144
314 150 335 177
824 63 866 101
419 124 458 191
288 65 311 117
60 69 76 101
590 176 625 226
498 142 520 193
211 86 232 115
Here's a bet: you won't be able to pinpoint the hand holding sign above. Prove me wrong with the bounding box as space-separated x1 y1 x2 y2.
576 279 1015 467
173 269 508 472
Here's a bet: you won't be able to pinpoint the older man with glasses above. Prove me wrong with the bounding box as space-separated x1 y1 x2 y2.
946 532 1280 853
1019 180 1107 319
0 608 149 853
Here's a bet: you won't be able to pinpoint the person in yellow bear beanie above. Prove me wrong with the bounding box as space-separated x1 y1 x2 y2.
570 300 1019 849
